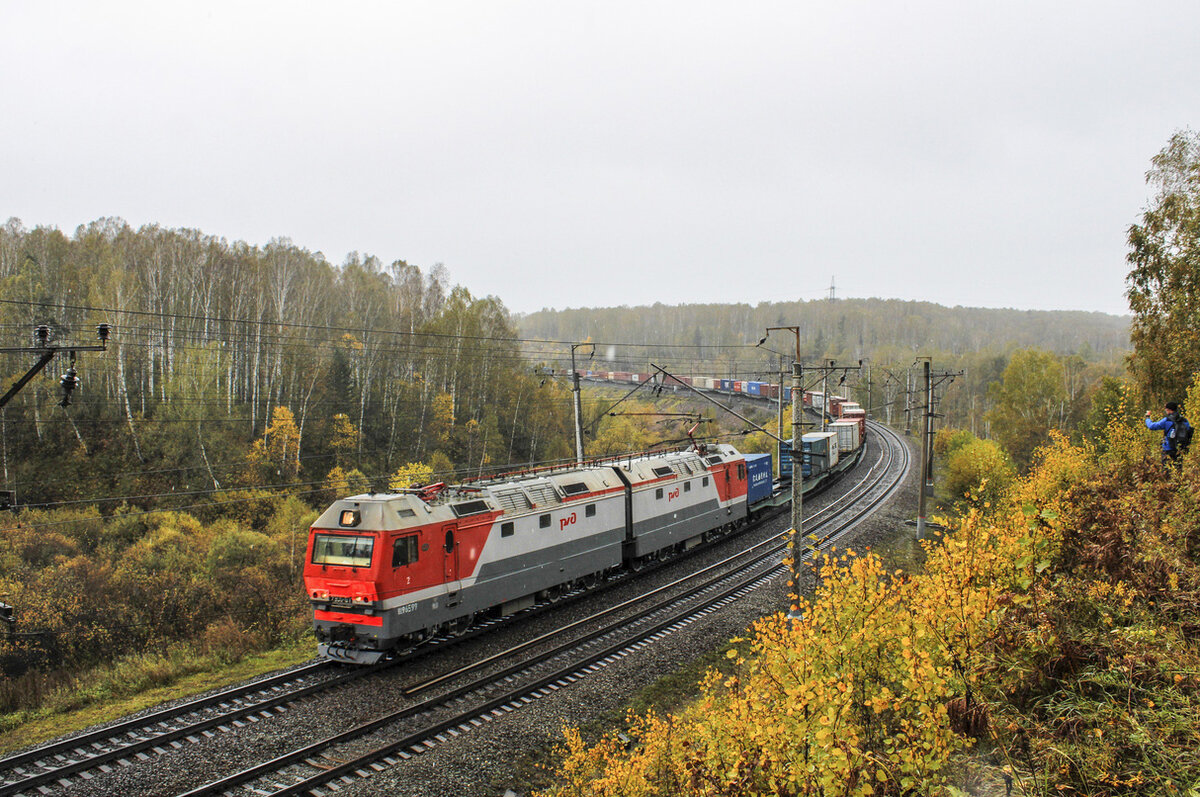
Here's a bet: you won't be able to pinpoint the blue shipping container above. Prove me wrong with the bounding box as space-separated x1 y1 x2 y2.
783 386 792 402
720 379 733 391
779 441 793 479
747 382 762 396
744 453 773 505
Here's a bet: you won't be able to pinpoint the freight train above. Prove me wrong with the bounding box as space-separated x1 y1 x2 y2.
303 384 868 665
582 371 868 441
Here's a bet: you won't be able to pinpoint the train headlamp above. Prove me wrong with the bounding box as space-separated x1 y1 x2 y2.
311 589 330 600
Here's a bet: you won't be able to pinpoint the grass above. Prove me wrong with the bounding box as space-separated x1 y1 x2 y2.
0 638 316 755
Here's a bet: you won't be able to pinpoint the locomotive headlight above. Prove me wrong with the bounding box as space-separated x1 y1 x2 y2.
351 595 372 605
312 589 330 600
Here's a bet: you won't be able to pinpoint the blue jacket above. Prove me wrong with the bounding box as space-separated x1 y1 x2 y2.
1146 413 1182 451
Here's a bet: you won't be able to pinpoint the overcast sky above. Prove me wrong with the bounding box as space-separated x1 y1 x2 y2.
4 2 1196 317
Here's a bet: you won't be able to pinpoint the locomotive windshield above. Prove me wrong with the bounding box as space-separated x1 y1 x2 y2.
311 533 375 567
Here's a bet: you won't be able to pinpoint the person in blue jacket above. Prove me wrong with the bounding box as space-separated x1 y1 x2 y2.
1145 401 1185 465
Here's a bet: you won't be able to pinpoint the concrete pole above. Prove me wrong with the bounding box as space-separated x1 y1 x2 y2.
904 368 913 435
788 362 805 616
820 367 828 432
866 363 872 420
925 364 936 493
571 346 584 465
916 359 930 539
777 360 785 478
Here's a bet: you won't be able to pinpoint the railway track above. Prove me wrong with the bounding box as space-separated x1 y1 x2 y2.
0 422 908 796
175 422 910 797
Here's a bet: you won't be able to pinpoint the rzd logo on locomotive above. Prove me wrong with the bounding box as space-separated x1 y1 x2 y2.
559 512 577 530
667 488 680 501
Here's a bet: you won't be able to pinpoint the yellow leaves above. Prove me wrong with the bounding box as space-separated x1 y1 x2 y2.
538 432 1117 797
388 461 434 491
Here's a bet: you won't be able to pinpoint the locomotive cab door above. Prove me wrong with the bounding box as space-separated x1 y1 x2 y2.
441 524 462 607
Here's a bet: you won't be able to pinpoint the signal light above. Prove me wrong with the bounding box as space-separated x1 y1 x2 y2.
97 323 111 343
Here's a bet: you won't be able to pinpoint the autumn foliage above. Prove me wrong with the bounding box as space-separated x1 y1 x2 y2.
537 420 1200 795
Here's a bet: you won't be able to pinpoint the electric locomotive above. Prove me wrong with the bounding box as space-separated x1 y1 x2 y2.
303 444 751 664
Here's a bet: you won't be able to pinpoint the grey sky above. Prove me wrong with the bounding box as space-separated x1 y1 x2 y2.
4 2 1196 317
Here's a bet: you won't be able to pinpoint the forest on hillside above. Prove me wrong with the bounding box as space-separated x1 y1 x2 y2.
519 297 1131 465
0 217 587 511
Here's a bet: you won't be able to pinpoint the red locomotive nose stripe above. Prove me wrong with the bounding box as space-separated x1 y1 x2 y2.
314 610 384 627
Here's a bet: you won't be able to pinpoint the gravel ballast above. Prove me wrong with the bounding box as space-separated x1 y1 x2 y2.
25 429 920 797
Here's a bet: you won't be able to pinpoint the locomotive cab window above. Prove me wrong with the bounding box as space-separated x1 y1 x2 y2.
312 534 374 567
392 535 419 567
501 521 514 538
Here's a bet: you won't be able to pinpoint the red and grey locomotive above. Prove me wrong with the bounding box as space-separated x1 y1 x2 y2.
303 444 751 664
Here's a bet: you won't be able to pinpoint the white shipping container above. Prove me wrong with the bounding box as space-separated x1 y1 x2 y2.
809 391 825 411
812 431 839 466
829 421 859 454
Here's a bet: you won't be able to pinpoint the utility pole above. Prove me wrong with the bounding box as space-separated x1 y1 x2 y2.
790 361 804 616
820 362 829 431
759 327 802 478
777 357 785 477
916 358 931 539
924 362 936 493
569 342 594 465
904 368 913 436
865 361 872 420
914 358 963 539
757 327 806 616
0 322 112 629
813 359 861 431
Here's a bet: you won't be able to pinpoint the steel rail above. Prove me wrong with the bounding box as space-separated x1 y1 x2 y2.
176 422 909 797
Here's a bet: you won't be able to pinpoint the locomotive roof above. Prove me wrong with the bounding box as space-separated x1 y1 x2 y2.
312 445 742 531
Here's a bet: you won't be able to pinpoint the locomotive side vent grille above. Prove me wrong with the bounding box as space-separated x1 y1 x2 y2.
495 490 533 513
652 466 674 478
525 485 561 506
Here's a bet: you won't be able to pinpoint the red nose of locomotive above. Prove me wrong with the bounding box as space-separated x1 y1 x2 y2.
303 504 387 662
